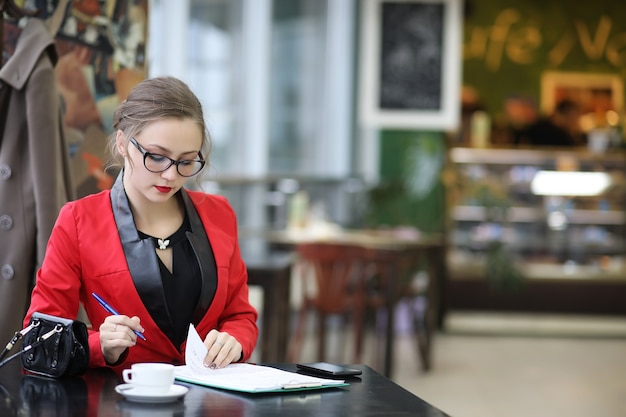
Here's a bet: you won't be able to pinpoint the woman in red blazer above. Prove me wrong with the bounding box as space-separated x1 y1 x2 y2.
24 76 258 372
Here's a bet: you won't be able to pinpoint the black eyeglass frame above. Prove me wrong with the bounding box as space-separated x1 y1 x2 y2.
130 137 206 177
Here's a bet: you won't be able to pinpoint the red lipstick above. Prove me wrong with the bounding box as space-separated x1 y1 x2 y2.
155 186 172 193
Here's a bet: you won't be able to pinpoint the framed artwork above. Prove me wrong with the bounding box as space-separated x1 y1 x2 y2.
541 71 624 117
358 0 462 130
47 0 149 197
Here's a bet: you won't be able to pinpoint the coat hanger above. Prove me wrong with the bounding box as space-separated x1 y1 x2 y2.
1 0 40 67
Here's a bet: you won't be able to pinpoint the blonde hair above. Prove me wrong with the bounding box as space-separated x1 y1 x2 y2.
107 76 211 174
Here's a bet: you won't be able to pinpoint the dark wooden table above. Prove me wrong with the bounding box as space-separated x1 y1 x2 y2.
241 238 294 363
266 229 445 377
0 361 451 416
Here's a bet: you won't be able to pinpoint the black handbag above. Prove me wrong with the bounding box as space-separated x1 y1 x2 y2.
20 312 90 378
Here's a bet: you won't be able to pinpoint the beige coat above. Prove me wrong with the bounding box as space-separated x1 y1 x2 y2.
0 19 74 344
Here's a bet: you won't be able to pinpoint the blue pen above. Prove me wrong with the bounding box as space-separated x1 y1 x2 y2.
91 292 146 341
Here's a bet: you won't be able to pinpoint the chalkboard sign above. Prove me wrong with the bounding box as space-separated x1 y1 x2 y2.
379 2 444 111
359 0 461 130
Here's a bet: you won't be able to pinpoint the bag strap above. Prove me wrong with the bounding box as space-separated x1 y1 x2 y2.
0 323 61 369
0 321 40 362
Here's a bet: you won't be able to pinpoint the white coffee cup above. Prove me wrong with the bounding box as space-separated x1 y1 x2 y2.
122 363 175 394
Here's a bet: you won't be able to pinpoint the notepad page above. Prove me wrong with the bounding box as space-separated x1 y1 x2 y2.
178 324 345 392
175 363 345 392
184 323 210 374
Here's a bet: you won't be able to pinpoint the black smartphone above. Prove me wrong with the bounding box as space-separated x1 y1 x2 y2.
296 362 362 377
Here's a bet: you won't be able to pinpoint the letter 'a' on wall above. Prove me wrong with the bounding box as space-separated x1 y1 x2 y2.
358 0 463 130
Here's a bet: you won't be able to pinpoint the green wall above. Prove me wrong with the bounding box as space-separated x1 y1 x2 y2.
463 0 626 117
371 131 446 234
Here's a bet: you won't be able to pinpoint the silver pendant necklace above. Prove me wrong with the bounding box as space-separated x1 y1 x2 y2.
156 238 171 250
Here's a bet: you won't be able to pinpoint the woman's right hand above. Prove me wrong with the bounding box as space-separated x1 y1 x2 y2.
99 315 144 365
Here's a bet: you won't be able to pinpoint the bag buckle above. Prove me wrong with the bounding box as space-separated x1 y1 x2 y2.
0 320 41 362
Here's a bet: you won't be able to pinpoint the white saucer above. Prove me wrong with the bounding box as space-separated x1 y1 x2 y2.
115 383 189 403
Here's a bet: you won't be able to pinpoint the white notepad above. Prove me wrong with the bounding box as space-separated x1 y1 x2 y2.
174 325 348 393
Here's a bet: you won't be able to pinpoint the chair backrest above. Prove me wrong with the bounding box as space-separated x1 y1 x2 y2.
295 243 365 314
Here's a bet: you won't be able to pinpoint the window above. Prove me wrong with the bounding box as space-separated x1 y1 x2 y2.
149 0 353 177
149 0 357 228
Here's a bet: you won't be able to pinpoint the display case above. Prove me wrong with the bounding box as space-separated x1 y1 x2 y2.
445 147 626 315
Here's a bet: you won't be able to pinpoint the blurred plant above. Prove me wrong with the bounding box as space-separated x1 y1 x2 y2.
365 177 445 234
485 241 525 292
467 176 510 214
458 174 525 292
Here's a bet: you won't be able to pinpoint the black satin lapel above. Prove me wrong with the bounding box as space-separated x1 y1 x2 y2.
180 191 217 324
110 173 176 340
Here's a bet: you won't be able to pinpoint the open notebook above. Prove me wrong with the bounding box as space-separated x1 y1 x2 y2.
174 325 348 393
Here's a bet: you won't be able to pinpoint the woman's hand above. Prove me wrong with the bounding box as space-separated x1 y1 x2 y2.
99 315 144 365
202 329 242 369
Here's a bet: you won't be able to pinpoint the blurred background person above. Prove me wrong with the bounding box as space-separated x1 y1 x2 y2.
517 99 585 147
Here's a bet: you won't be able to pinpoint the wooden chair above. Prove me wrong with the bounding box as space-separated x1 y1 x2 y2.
286 236 442 375
287 243 368 363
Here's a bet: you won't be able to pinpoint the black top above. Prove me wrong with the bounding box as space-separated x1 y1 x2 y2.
138 213 203 347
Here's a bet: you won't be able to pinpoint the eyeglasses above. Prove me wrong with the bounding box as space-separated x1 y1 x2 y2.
130 137 205 177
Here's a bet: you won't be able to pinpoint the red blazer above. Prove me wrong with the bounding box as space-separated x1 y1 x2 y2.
25 176 258 371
